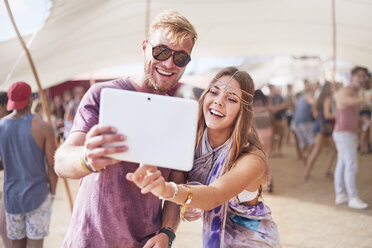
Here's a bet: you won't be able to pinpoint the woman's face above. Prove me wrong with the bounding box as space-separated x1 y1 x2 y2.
203 75 242 134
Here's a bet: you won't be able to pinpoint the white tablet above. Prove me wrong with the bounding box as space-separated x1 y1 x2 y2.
99 88 199 171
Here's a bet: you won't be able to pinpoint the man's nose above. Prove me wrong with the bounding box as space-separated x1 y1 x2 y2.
162 53 176 68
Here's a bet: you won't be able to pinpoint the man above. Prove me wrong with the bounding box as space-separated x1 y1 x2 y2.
291 82 316 161
333 66 370 210
54 10 198 247
63 85 85 139
0 82 58 247
268 84 288 157
0 92 12 248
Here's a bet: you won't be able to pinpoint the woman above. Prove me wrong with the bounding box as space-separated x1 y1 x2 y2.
253 89 274 193
359 75 372 154
127 67 280 247
253 89 273 153
304 81 337 180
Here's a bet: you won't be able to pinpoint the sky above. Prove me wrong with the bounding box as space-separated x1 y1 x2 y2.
0 0 51 42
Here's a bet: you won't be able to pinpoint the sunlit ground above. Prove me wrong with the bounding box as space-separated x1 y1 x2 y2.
1 135 371 248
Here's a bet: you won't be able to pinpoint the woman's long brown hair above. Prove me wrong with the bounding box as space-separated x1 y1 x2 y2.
195 67 267 177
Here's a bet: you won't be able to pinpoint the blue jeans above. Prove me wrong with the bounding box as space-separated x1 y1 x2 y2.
332 132 358 199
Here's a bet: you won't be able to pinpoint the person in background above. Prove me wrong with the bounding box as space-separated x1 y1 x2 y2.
359 73 372 154
292 82 316 162
52 95 65 144
0 92 11 248
304 81 337 181
63 86 85 139
128 67 280 248
333 66 370 210
268 84 287 157
54 10 198 248
0 82 58 248
253 89 272 152
253 89 274 193
284 84 296 145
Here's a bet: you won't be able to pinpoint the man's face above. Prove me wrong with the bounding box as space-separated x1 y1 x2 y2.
143 30 194 94
350 70 367 89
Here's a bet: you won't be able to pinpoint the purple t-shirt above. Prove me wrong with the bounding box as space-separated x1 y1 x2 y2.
62 78 171 248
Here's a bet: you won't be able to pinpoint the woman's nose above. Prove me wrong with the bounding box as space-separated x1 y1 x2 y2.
214 96 225 106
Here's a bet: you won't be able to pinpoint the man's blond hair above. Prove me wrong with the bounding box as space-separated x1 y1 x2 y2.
148 9 197 46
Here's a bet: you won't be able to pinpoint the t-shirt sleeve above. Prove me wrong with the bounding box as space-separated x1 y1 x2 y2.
70 84 102 134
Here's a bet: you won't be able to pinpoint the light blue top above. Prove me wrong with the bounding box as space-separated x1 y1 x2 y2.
293 94 313 125
0 113 49 214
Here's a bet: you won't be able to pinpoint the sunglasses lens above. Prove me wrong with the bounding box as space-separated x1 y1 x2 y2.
173 52 191 67
152 46 172 61
152 45 191 67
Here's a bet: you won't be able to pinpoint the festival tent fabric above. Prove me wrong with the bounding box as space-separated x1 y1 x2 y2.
0 0 371 91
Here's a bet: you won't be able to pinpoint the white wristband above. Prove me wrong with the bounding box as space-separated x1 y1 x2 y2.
159 182 178 201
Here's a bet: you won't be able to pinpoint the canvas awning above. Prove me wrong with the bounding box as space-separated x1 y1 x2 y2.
1 0 371 91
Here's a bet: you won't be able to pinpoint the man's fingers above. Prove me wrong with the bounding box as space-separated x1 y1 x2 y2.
85 133 126 149
86 157 120 171
86 146 128 159
87 125 117 138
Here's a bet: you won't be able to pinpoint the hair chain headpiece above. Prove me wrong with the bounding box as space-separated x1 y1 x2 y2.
212 70 253 106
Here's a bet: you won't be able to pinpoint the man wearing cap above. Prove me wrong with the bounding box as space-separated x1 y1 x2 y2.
0 92 12 248
0 81 58 247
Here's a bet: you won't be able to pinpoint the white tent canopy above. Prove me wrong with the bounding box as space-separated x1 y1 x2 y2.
1 0 371 91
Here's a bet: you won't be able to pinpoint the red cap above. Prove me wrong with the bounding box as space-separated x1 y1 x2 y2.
7 81 32 111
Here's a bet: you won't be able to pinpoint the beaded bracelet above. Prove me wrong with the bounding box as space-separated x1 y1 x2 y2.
180 185 193 222
80 156 91 172
80 154 99 173
159 182 178 201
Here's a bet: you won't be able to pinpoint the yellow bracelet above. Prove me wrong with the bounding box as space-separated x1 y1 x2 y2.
80 157 91 172
180 185 193 222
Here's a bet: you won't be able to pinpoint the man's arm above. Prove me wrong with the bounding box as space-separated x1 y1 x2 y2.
143 170 185 248
54 125 127 179
305 93 316 106
269 98 288 114
54 132 87 179
336 88 361 108
44 123 58 195
161 171 185 230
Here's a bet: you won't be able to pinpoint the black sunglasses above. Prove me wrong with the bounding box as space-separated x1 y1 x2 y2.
148 41 191 67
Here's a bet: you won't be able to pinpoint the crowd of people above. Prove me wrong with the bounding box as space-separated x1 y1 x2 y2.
0 8 371 248
252 67 371 211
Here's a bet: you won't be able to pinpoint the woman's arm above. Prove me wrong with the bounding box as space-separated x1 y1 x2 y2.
323 96 335 120
127 153 267 211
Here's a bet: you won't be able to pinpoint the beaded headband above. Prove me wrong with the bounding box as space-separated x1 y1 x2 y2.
210 70 253 105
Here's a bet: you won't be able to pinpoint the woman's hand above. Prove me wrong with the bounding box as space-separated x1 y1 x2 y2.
126 164 168 198
181 206 202 221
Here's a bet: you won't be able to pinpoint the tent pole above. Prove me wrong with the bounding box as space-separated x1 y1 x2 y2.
4 0 74 213
331 0 337 84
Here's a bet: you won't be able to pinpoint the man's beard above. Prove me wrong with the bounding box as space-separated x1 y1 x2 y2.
144 60 179 94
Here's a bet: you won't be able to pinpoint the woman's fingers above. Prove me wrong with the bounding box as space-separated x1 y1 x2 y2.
141 176 165 195
126 165 162 193
181 207 202 221
140 170 162 188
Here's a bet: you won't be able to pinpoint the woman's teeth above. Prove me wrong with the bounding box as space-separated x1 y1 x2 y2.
210 109 224 117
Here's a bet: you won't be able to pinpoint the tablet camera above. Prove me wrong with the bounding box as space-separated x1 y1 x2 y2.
147 97 151 101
